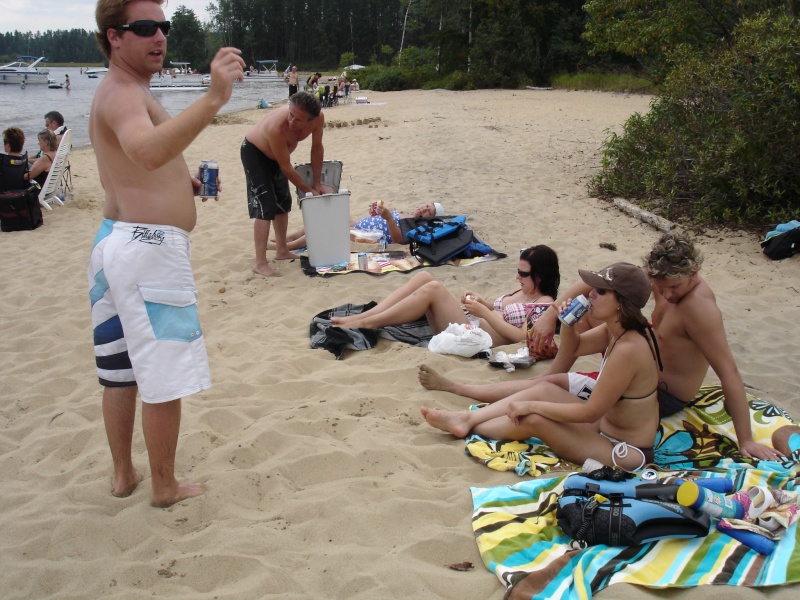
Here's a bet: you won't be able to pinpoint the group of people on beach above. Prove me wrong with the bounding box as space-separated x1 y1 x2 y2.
1 111 67 191
86 0 787 509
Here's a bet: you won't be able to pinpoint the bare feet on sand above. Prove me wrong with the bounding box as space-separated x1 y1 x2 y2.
418 365 455 392
253 262 277 277
112 468 143 498
420 406 471 438
330 315 363 327
150 481 206 508
275 251 300 260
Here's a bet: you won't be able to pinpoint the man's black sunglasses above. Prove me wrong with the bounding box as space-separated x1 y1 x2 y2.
115 20 171 37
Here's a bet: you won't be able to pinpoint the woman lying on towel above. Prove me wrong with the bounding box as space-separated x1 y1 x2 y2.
421 262 662 471
269 201 445 251
332 245 560 349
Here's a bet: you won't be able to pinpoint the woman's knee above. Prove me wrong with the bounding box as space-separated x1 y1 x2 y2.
413 271 437 285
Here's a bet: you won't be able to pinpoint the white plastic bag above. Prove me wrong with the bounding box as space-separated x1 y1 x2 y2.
428 323 492 357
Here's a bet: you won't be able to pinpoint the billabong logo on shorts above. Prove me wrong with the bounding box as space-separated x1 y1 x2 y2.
130 226 165 245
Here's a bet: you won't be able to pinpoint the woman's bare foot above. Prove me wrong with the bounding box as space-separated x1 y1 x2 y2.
420 407 472 438
253 262 277 277
150 481 206 508
418 365 456 392
275 250 300 260
330 314 364 326
112 468 142 498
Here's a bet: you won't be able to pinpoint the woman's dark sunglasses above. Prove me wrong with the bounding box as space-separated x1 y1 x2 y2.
115 20 171 37
517 269 531 278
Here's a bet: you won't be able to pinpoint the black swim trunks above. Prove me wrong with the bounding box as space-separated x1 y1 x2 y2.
658 386 687 419
240 138 292 220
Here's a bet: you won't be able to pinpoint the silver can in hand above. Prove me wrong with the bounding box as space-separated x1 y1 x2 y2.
198 159 219 199
558 295 590 326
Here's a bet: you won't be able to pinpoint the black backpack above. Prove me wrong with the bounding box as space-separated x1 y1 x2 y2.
400 216 475 266
761 228 800 260
0 154 43 232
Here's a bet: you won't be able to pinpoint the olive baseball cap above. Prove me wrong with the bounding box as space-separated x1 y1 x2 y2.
578 262 652 308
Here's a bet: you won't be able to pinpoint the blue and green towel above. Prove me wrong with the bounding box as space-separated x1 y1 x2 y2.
468 386 800 596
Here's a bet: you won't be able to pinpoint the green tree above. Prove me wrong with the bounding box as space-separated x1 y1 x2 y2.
168 6 207 70
583 0 795 81
589 10 800 227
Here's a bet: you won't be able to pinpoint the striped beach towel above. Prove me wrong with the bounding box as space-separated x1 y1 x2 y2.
465 385 800 476
468 386 800 597
472 466 800 598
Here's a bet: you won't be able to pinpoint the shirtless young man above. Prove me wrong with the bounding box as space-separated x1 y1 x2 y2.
88 0 245 507
240 91 325 276
420 233 782 462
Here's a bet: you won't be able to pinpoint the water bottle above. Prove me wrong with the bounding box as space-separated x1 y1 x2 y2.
716 522 775 555
379 235 386 252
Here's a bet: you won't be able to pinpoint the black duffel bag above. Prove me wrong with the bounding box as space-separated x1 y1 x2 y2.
0 186 43 232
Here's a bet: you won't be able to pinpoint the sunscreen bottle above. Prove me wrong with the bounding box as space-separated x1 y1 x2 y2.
677 480 745 519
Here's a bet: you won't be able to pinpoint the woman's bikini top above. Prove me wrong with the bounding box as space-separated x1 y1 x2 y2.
599 329 661 401
493 291 547 328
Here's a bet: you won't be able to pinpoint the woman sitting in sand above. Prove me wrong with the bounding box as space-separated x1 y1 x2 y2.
270 201 446 251
27 130 58 187
421 262 661 471
332 245 560 348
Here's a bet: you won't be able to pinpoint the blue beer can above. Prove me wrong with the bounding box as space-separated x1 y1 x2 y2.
558 294 590 326
199 159 219 198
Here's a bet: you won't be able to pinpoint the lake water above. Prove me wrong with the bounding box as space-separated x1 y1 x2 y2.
0 66 291 154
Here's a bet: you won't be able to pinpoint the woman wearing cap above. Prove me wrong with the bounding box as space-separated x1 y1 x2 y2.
421 262 661 471
332 245 561 349
272 201 446 251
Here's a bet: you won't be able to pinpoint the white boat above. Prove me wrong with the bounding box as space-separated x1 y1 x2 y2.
0 56 50 85
85 67 108 75
150 62 209 89
243 60 281 79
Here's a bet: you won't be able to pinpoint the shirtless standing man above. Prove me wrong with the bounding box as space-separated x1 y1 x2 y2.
240 91 325 276
421 233 782 462
88 0 245 507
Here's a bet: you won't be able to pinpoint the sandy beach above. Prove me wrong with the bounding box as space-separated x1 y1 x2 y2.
1 88 799 599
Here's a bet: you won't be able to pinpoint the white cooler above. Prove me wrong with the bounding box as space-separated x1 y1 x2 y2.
300 191 351 267
294 160 343 200
294 160 350 267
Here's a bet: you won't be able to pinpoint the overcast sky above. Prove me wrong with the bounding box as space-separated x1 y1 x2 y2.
1 1 213 36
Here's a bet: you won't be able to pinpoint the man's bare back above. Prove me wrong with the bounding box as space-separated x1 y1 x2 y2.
245 107 305 156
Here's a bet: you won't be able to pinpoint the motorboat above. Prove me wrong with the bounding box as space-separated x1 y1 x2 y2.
243 60 281 79
85 67 108 76
150 62 208 90
0 56 50 85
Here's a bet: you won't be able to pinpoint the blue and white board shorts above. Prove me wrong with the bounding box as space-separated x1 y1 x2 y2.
88 219 211 403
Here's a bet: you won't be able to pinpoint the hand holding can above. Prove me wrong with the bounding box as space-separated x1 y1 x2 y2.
558 295 590 326
199 159 220 200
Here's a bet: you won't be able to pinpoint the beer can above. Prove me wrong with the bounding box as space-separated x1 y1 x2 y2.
199 159 219 198
558 294 590 326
